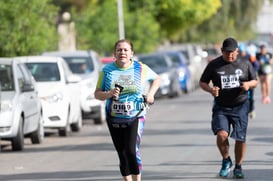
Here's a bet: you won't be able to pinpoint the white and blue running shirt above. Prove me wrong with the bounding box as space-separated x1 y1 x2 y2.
96 60 158 118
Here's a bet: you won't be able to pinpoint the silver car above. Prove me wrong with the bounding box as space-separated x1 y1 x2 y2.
0 58 44 151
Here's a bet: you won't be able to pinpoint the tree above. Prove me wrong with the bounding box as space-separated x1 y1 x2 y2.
151 0 221 40
0 0 59 57
76 1 160 55
76 1 120 55
74 0 220 54
0 0 267 56
180 0 265 44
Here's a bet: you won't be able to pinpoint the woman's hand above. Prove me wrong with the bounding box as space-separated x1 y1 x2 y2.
146 94 155 105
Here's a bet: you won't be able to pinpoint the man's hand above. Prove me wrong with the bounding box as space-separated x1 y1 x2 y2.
211 86 220 97
240 82 250 91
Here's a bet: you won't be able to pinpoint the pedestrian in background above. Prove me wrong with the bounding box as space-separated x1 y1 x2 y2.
238 43 259 119
199 37 258 178
94 39 160 181
256 44 273 104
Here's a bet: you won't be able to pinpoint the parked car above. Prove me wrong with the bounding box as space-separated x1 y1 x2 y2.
158 43 207 89
160 51 194 93
100 56 115 65
202 45 221 63
137 53 182 98
42 50 105 124
0 58 44 151
15 56 82 137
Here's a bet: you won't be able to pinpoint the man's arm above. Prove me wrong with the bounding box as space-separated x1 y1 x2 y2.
240 80 258 91
199 81 220 97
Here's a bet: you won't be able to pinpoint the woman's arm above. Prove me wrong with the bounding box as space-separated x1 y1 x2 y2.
94 88 112 101
146 76 160 104
94 87 121 101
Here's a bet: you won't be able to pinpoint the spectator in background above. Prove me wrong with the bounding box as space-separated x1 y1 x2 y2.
80 63 91 74
238 43 259 119
256 44 273 104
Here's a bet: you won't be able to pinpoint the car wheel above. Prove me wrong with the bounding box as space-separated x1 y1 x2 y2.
185 78 194 94
11 117 24 151
169 79 182 98
59 120 70 137
71 113 82 132
30 113 44 144
94 117 102 124
94 105 106 125
59 111 70 137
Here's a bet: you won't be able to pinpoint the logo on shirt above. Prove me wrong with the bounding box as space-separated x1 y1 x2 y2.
217 71 225 75
235 69 243 76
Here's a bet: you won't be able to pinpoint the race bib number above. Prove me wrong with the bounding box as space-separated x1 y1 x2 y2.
111 101 134 115
221 74 240 89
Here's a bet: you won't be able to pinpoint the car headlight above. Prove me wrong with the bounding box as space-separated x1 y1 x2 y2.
160 73 171 86
0 100 12 112
178 67 186 79
41 92 63 103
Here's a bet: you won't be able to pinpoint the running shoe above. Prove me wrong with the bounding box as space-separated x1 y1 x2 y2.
262 96 271 104
265 96 271 104
249 111 256 119
219 157 232 177
233 165 244 179
262 97 267 104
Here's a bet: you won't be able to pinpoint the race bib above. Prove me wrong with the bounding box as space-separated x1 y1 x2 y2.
221 74 240 89
111 101 135 115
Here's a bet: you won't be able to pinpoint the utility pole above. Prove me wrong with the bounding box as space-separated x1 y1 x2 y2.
117 0 125 39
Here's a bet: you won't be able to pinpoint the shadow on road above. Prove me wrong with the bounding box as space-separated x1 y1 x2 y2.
0 167 272 181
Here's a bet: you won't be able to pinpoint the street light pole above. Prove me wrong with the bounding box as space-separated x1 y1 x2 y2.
117 0 125 39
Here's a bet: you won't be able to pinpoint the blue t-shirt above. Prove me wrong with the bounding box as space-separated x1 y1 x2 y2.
96 60 158 118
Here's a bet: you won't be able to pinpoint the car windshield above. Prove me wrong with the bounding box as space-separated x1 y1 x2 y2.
62 57 94 74
166 54 180 66
25 63 60 82
180 50 190 60
205 48 219 56
140 55 167 72
0 64 15 91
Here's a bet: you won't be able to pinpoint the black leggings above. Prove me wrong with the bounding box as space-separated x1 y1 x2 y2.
107 118 139 176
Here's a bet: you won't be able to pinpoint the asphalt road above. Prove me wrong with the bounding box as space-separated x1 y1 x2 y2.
1 85 273 181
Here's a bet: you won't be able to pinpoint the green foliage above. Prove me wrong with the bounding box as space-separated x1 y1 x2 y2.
124 9 160 54
181 0 265 44
76 0 159 55
76 1 119 55
75 0 220 54
0 0 266 56
0 0 59 57
152 0 221 40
